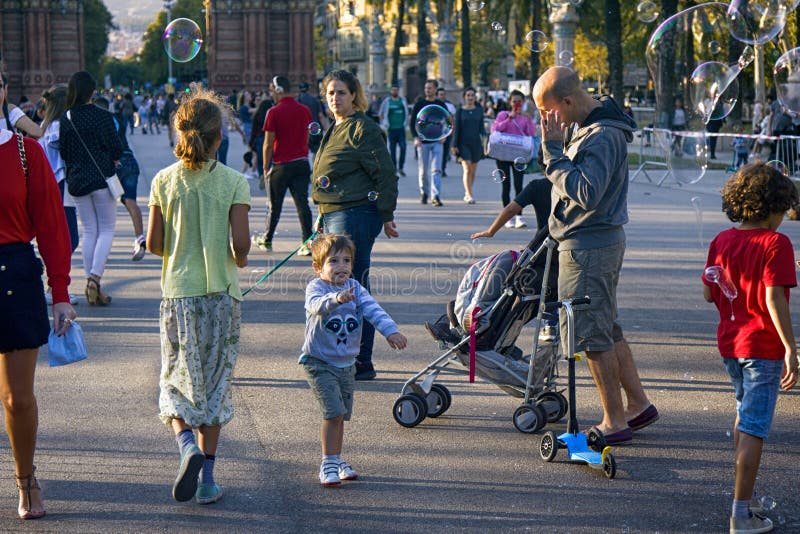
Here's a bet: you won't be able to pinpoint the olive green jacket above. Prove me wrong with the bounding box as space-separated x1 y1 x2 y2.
312 111 398 223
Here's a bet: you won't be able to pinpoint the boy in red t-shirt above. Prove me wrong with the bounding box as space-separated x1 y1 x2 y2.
703 163 799 534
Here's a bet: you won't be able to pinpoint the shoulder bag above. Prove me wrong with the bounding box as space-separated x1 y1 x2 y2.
486 117 535 163
65 110 124 201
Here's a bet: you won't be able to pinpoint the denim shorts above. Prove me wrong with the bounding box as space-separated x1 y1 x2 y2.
301 356 356 420
558 242 625 353
723 357 783 439
117 152 140 202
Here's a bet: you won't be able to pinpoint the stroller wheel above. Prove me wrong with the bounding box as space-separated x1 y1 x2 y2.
512 403 548 434
393 394 428 428
426 384 452 418
539 431 559 462
536 392 566 423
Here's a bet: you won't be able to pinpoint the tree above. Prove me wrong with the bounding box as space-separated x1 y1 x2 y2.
460 0 472 87
391 0 407 84
83 0 116 80
416 0 431 81
604 0 623 100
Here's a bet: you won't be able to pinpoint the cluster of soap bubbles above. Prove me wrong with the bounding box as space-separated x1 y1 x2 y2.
163 18 203 63
415 105 454 142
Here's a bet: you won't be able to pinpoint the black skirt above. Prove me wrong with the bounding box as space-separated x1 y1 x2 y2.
0 242 50 353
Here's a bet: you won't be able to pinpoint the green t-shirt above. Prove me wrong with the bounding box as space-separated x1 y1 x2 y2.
387 98 405 130
149 160 251 300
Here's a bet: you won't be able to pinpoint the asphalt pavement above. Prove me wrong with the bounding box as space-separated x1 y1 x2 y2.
0 126 798 533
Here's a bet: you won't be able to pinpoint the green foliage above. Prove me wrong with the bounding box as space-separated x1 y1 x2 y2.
453 9 509 87
83 0 116 79
102 57 142 88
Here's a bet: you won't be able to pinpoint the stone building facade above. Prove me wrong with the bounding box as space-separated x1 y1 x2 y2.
0 0 84 103
204 0 316 94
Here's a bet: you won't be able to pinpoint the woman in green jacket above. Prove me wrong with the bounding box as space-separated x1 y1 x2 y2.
312 70 399 380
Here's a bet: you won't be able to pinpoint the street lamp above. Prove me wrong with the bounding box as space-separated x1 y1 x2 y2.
164 1 174 85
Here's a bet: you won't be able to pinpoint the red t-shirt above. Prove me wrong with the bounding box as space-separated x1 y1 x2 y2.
262 97 311 164
0 134 72 303
704 227 796 359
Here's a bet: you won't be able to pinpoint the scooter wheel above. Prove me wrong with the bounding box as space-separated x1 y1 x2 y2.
539 431 559 462
425 384 451 418
513 403 548 434
586 427 607 452
393 394 428 428
603 453 617 479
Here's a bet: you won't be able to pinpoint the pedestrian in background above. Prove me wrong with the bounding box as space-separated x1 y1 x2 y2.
451 86 485 204
147 87 250 505
379 83 409 177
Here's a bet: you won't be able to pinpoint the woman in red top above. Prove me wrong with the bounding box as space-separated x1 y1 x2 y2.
0 70 76 520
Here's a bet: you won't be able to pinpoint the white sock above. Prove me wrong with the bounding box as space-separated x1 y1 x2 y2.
322 454 340 465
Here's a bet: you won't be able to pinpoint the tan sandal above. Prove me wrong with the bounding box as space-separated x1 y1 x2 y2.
15 467 45 520
86 277 111 306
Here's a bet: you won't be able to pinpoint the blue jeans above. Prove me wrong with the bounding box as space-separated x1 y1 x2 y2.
322 204 383 365
417 142 443 197
252 136 265 174
388 128 406 171
723 357 783 439
216 137 229 165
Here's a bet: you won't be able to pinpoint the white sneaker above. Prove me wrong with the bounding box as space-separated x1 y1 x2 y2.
730 513 773 534
338 461 358 481
504 220 515 228
514 215 527 229
132 239 146 261
319 462 341 486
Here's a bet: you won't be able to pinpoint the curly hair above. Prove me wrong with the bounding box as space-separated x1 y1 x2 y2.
173 87 224 170
721 163 799 222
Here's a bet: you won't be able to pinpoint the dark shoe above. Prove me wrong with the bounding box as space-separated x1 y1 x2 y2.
420 193 428 205
431 197 443 207
601 427 633 445
354 362 376 381
441 170 447 177
627 404 659 431
399 169 406 177
173 444 205 502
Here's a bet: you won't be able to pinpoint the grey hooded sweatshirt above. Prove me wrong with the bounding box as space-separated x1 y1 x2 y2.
542 95 636 251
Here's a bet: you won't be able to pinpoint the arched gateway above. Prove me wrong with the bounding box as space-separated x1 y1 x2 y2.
204 0 316 94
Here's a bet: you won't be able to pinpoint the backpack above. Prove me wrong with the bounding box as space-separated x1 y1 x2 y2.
454 250 520 332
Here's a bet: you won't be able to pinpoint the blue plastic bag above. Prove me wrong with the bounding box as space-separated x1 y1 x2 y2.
47 321 87 367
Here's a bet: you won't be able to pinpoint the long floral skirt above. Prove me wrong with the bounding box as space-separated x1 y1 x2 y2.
158 293 241 427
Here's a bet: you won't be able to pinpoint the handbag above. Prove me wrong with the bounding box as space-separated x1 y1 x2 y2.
47 321 88 367
65 110 123 201
486 117 536 163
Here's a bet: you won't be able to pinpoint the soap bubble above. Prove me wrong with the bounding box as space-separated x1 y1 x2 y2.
636 1 659 23
491 21 504 32
513 157 527 171
570 0 584 6
308 122 322 136
708 40 721 55
162 18 203 63
704 265 738 301
367 191 379 201
467 0 485 11
691 196 704 248
318 175 331 189
647 4 742 132
525 30 549 53
415 104 453 142
669 132 708 184
773 47 800 114
728 0 790 46
766 160 789 176
759 495 777 511
491 169 506 183
689 61 740 124
558 50 575 67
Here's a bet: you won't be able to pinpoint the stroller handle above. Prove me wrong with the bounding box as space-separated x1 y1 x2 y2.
544 295 591 310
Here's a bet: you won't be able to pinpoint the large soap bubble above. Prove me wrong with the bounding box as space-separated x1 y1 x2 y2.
727 0 791 46
668 132 709 185
415 104 453 142
690 47 753 124
774 47 800 114
163 18 203 63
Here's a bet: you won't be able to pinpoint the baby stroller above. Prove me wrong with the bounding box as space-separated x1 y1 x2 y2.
392 227 568 433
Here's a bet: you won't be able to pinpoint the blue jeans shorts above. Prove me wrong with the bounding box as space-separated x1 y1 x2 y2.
301 356 356 420
723 357 783 439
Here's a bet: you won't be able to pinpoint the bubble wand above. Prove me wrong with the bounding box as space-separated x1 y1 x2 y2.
243 214 323 296
703 265 738 320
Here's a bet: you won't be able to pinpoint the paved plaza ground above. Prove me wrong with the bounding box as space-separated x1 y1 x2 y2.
0 128 798 533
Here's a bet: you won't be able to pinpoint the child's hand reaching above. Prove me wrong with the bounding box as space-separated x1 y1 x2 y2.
336 287 356 304
780 349 798 390
387 332 407 350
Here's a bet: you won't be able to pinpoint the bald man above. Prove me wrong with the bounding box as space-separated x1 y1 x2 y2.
533 67 658 445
